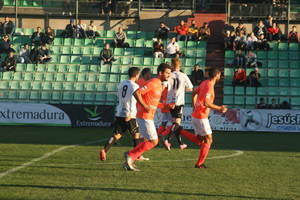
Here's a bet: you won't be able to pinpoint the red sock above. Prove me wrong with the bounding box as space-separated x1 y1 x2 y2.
179 129 203 146
157 125 166 136
196 143 211 166
128 141 155 160
160 125 172 136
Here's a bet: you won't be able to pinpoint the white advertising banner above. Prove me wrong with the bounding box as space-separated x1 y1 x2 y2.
0 103 71 126
155 107 300 133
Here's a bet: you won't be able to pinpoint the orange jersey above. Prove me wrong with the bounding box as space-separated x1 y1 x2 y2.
137 78 147 87
192 80 215 119
136 78 164 120
160 86 169 113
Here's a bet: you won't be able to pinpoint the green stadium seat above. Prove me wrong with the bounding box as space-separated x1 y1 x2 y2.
114 48 124 56
224 86 233 95
120 74 127 81
50 55 59 63
110 65 120 73
95 93 106 102
278 42 288 50
126 39 134 47
187 41 197 48
74 39 84 46
136 31 146 39
145 40 153 48
145 32 155 40
92 47 101 55
20 81 31 90
29 91 40 101
186 50 196 57
32 82 42 90
268 51 278 59
84 93 95 103
246 96 256 105
81 56 91 65
42 82 52 90
79 65 89 72
47 64 57 72
109 74 120 82
178 41 185 49
291 88 300 96
223 95 233 105
224 68 234 76
106 93 117 103
98 74 108 82
73 92 84 103
197 41 207 49
61 46 72 54
257 51 267 59
66 73 76 82
279 51 289 60
196 58 205 66
106 30 115 38
55 73 65 81
75 83 85 91
133 57 143 66
144 57 153 66
279 79 290 87
4 0 14 6
19 91 30 100
13 72 22 81
60 56 70 64
97 83 106 92
183 67 193 75
68 65 79 73
51 92 61 103
289 43 299 51
85 83 96 91
225 51 234 58
154 58 163 66
16 64 26 71
122 57 132 65
64 38 73 45
77 74 87 82
26 64 36 72
120 66 131 74
71 56 81 64
223 77 231 86
82 47 92 55
135 39 145 47
45 73 55 81
91 57 100 65
95 39 104 47
278 69 289 78
0 81 9 89
23 73 33 81
8 91 18 100
291 97 300 106
234 95 245 105
289 51 300 60
62 92 74 103
40 91 51 102
34 73 44 81
100 65 110 73
234 86 245 95
196 49 206 58
10 81 20 90
53 38 63 45
84 38 94 45
52 82 63 91
87 74 97 82
107 83 118 91
267 60 278 68
55 30 64 37
279 87 290 96
90 65 99 73
268 78 278 87
268 87 279 96
57 65 68 73
268 42 278 50
36 64 46 72
289 61 300 69
72 46 82 54
268 69 278 77
246 87 256 95
290 70 300 78
278 60 289 68
184 58 196 67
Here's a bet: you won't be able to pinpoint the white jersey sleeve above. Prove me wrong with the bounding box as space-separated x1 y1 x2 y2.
115 80 139 118
167 71 193 105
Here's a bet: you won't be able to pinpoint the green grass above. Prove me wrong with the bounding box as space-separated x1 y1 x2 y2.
0 127 299 200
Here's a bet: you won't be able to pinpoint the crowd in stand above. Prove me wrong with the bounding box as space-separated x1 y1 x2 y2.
256 97 291 109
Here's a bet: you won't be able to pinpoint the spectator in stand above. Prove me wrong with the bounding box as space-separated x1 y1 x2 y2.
37 44 51 64
8 43 15 53
267 22 281 41
198 22 210 41
155 22 170 40
43 26 55 44
2 17 15 37
191 64 204 86
86 20 99 39
232 50 246 68
246 32 258 51
77 19 87 38
264 15 273 28
288 26 299 43
256 34 269 50
253 20 267 37
99 43 116 65
30 46 39 63
256 98 267 109
223 23 235 35
0 51 16 72
234 32 247 50
165 37 180 58
62 0 72 16
175 20 188 41
232 67 247 86
0 34 11 54
19 43 31 64
224 31 236 50
153 38 164 58
62 19 77 38
245 51 260 68
188 20 198 41
247 67 261 87
235 22 247 36
31 27 45 46
268 98 279 109
113 27 129 48
280 101 291 109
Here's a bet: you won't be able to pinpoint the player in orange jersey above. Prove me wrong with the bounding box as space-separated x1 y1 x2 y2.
177 68 227 168
123 63 172 171
137 68 152 87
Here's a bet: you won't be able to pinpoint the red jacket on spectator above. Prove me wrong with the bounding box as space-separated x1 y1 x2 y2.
267 27 280 35
233 69 246 81
175 25 188 35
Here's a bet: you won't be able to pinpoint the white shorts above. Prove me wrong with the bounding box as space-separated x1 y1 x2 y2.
192 117 212 136
161 112 172 123
136 118 158 140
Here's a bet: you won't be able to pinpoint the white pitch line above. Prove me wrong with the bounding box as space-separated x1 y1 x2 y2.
0 138 107 179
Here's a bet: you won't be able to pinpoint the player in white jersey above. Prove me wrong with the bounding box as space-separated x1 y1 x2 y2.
100 67 142 161
163 58 193 150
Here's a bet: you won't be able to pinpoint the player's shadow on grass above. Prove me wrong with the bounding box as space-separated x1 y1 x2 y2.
0 184 291 200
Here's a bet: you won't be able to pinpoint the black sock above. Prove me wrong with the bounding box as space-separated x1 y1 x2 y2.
133 138 139 147
167 123 180 141
175 134 184 145
104 136 116 152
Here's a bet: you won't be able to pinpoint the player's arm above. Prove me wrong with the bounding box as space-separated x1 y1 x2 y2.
133 89 150 112
192 88 198 109
204 95 227 113
185 74 193 92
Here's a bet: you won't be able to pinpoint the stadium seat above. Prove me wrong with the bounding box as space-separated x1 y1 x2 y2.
234 86 245 95
36 64 46 72
99 74 108 82
122 57 132 65
225 51 234 58
85 83 96 91
89 65 99 73
34 73 44 81
77 74 87 82
81 56 91 65
16 64 26 71
133 57 143 66
100 65 110 73
289 43 299 51
61 46 72 54
42 82 52 90
84 93 95 103
279 87 290 96
289 61 300 69
29 91 40 101
68 65 79 73
95 93 106 102
290 70 300 78
0 81 9 89
52 82 63 90
257 51 267 59
19 91 30 100
279 51 289 60
71 56 81 64
278 42 288 51
268 87 279 96
51 92 61 103
74 39 84 46
289 51 300 60
62 92 74 103
291 97 300 106
26 64 36 72
224 68 234 76
278 69 289 78
223 95 233 105
66 74 76 82
144 40 153 48
57 65 68 73
95 39 104 47
278 60 289 68
110 65 120 73
45 73 55 81
53 38 63 45
32 82 42 90
64 38 73 45
47 64 57 72
135 39 145 47
74 92 84 103
87 74 97 82
13 72 22 81
279 79 290 87
267 78 278 87
106 30 115 38
268 69 278 77
109 74 120 82
23 73 33 81
55 73 65 82
75 83 85 91
290 88 300 96
40 92 51 102
246 87 256 96
246 96 256 106
223 86 233 95
290 79 300 87
268 42 278 50
10 82 20 90
267 51 278 59
145 32 155 40
234 96 245 105
143 57 153 66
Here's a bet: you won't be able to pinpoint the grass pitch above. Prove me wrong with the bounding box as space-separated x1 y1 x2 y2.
0 127 299 200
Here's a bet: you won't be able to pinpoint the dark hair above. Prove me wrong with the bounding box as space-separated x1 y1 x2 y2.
128 67 140 78
208 68 221 78
157 63 171 74
141 68 151 77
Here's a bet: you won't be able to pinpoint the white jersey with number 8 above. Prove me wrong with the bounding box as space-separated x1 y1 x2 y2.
115 80 139 118
167 71 193 105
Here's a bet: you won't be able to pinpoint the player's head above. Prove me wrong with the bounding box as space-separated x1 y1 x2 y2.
141 68 152 81
157 63 171 81
128 67 140 80
208 68 221 81
171 58 181 71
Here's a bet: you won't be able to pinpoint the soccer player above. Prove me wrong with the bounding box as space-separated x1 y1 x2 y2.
123 63 172 171
137 67 152 87
177 68 227 168
99 67 143 161
163 58 193 150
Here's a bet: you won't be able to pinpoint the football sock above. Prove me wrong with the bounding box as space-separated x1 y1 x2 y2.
175 134 184 145
133 138 139 147
167 123 180 141
179 129 203 146
157 125 166 136
196 143 211 166
128 141 155 160
103 136 116 152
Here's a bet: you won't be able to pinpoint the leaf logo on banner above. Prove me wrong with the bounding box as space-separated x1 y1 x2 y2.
83 106 103 121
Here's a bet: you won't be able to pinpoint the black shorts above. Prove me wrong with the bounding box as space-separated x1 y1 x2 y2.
170 105 184 119
114 117 139 135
